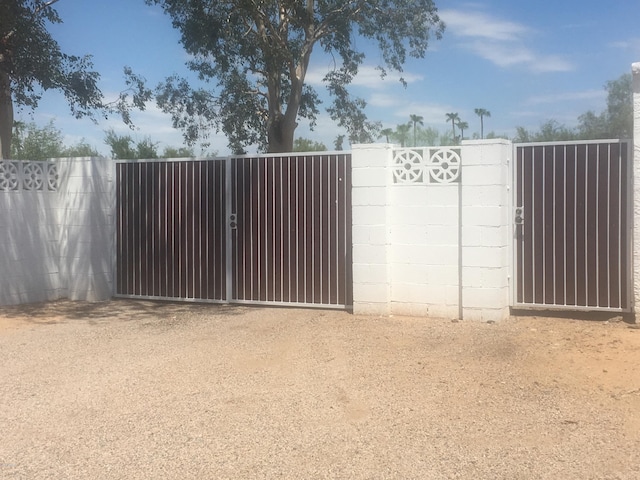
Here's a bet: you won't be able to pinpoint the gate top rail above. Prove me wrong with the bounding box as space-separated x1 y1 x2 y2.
514 138 630 148
114 151 351 164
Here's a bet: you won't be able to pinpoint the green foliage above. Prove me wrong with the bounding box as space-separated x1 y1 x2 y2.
10 120 99 159
104 129 137 159
145 0 444 153
577 73 632 139
394 123 411 147
474 108 491 139
62 139 99 157
445 112 460 142
293 137 327 152
0 1 151 158
162 146 195 158
515 73 632 142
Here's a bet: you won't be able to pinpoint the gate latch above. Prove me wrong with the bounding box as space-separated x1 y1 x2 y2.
229 213 237 229
514 206 524 225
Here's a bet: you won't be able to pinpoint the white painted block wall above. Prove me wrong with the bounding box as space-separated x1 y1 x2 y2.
0 157 114 305
351 141 511 321
633 62 640 321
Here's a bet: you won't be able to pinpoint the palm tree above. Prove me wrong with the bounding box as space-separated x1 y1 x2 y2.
409 114 424 147
379 128 394 143
445 113 460 142
395 123 411 147
456 120 469 141
474 108 491 139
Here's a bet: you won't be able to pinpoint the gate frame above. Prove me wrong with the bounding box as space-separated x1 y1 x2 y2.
114 152 353 310
510 139 633 313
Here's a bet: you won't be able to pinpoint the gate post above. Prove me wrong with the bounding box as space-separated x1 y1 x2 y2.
351 144 393 315
633 62 640 321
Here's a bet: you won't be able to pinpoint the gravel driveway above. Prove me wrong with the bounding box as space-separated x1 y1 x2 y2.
1 299 639 479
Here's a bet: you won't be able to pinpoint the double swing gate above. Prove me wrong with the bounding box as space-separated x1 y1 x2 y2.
513 140 632 311
115 154 352 309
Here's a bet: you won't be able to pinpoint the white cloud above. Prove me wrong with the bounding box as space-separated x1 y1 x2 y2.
305 64 423 89
524 90 605 106
440 8 575 73
440 9 530 42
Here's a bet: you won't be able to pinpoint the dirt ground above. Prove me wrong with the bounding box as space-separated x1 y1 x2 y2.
0 299 639 479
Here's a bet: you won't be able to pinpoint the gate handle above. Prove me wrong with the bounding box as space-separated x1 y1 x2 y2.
514 206 524 225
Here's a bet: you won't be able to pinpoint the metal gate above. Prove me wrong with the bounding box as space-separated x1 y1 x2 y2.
115 154 352 309
513 140 631 311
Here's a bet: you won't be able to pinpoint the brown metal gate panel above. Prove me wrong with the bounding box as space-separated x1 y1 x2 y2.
116 154 352 308
230 154 352 307
514 141 630 311
116 160 227 301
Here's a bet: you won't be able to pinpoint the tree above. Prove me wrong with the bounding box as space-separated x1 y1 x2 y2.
146 0 445 154
416 126 439 146
333 135 345 151
445 112 459 142
409 114 424 147
0 1 151 159
135 137 159 159
104 130 162 159
62 139 99 157
513 120 575 143
162 146 195 158
379 128 394 143
456 120 468 141
10 120 99 159
474 108 491 139
577 73 632 139
292 137 327 152
395 123 411 147
104 129 136 159
11 120 63 159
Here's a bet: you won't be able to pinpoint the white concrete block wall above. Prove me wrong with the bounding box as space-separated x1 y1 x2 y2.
57 157 114 302
633 62 640 320
0 157 115 306
351 140 511 321
351 144 392 315
460 140 511 322
0 186 62 305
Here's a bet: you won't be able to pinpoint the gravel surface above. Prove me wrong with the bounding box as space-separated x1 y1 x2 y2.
0 299 639 479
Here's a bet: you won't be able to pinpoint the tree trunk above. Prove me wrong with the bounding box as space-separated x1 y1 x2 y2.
0 70 12 160
267 113 296 153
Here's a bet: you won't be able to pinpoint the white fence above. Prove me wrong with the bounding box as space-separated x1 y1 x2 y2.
351 141 511 321
1 62 639 321
0 158 114 305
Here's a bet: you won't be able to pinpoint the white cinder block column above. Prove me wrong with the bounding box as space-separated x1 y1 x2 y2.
460 139 511 322
57 157 115 302
633 62 640 321
351 144 393 315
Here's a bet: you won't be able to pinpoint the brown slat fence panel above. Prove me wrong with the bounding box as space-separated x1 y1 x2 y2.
116 160 227 301
116 154 352 308
514 141 630 311
230 153 352 307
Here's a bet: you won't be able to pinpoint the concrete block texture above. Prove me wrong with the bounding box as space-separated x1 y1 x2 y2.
352 141 511 321
0 157 115 306
633 62 640 321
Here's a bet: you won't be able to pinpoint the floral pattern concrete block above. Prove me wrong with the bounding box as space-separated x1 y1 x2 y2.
0 161 58 191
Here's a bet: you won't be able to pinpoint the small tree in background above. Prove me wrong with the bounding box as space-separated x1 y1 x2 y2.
395 123 411 147
445 112 460 142
474 108 491 139
293 137 327 152
456 120 468 141
409 114 424 147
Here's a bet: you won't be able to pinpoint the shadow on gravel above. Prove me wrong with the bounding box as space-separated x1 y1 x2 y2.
0 298 247 325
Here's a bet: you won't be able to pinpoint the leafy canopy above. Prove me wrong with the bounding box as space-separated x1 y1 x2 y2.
0 0 151 158
146 0 444 153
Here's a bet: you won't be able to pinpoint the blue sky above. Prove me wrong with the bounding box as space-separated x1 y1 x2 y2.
17 0 640 155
